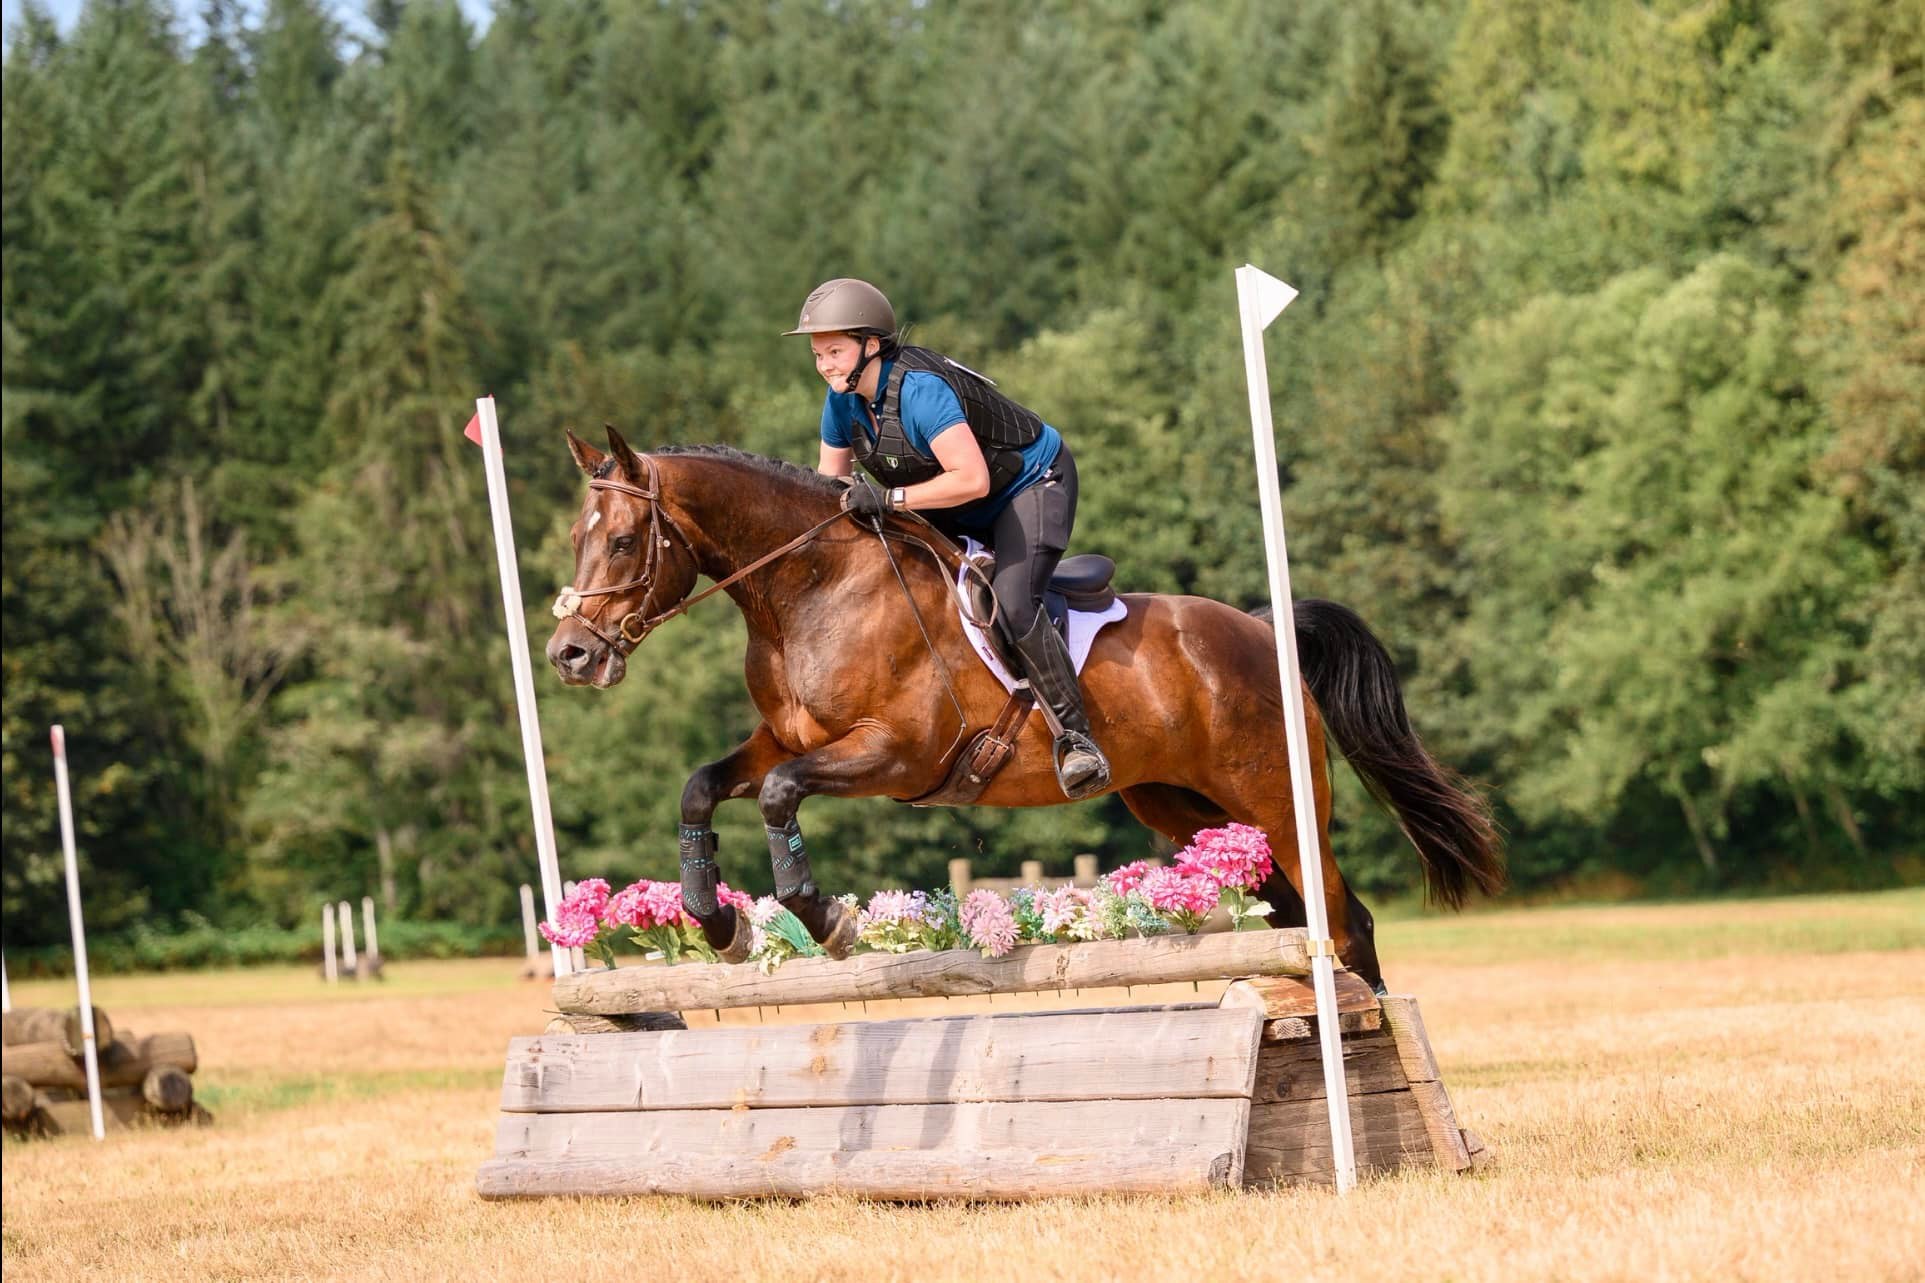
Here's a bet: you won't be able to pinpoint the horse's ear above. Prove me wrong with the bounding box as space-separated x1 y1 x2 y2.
603 423 643 483
566 429 605 477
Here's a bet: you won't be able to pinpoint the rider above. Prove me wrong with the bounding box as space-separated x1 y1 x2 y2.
786 277 1111 800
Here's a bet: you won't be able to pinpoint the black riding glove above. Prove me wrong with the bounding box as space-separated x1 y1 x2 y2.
840 476 891 521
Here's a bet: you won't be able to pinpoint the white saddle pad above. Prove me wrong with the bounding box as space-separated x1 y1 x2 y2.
954 538 1129 696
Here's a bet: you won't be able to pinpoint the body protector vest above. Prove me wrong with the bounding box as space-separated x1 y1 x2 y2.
853 346 1045 496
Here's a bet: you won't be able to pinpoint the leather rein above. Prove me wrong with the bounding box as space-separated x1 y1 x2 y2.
550 455 844 655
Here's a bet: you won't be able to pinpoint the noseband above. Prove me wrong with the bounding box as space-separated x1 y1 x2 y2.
551 456 690 654
552 453 847 657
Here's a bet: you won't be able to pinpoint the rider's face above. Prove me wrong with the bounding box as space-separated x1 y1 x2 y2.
810 332 873 393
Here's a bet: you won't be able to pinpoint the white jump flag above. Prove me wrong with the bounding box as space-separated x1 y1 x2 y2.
50 726 106 1140
469 396 570 978
1234 264 1358 1192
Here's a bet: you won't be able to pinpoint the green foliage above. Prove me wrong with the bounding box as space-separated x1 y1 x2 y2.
2 0 1919 954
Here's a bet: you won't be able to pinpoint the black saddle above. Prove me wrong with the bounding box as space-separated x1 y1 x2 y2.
965 552 1117 654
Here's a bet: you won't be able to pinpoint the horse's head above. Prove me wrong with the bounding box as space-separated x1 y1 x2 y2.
545 425 701 688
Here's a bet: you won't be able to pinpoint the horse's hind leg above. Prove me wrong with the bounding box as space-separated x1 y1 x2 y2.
1117 783 1230 847
680 723 793 961
755 725 924 960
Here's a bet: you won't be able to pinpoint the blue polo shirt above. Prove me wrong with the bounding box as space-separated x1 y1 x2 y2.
819 359 1062 531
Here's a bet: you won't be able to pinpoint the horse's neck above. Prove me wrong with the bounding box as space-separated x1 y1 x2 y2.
666 460 837 620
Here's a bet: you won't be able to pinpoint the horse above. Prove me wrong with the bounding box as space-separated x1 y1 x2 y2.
544 427 1504 988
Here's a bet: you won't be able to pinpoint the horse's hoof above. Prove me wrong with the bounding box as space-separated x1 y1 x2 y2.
819 903 859 961
716 907 754 965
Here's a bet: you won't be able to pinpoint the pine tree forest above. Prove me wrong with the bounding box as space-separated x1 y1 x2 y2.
3 0 1919 956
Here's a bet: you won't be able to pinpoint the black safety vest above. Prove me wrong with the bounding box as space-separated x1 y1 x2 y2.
851 346 1044 494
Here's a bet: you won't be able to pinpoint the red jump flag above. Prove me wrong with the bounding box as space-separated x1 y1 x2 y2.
463 412 483 446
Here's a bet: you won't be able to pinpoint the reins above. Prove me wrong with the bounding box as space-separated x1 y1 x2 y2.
550 456 843 654
552 452 992 774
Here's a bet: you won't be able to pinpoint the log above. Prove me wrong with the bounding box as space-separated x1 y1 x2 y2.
542 1012 687 1036
0 1031 197 1091
1 1005 113 1057
482 1098 1251 1199
501 1007 1264 1114
142 1065 194 1113
32 1092 213 1135
2 1074 35 1123
552 927 1312 1015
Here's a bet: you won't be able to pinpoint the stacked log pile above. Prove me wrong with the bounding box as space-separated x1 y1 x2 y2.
1 1005 211 1136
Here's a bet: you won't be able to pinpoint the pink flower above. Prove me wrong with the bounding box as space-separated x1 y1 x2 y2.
716 883 755 915
1032 885 1087 937
640 879 692 929
960 889 1019 958
1104 860 1158 897
1141 866 1220 930
540 879 611 946
1176 823 1274 891
605 881 652 929
860 890 926 929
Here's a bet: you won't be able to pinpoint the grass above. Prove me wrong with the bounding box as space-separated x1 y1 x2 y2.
3 889 1922 1281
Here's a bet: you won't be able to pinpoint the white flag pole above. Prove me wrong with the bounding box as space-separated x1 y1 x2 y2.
50 726 106 1141
1235 265 1357 1192
2 952 11 1013
474 396 571 978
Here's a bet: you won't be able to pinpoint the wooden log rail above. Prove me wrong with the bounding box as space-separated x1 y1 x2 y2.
552 927 1312 1015
1 1032 198 1092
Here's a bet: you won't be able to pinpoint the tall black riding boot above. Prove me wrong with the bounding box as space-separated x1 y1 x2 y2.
1009 612 1111 800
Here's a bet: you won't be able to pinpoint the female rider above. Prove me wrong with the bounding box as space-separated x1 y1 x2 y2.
786 277 1109 800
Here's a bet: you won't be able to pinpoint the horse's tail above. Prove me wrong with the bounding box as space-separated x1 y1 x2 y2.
1255 599 1506 908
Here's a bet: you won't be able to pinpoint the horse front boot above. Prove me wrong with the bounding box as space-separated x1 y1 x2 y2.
1009 612 1111 800
767 819 859 960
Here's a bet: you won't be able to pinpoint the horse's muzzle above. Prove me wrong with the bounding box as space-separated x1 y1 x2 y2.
547 633 627 688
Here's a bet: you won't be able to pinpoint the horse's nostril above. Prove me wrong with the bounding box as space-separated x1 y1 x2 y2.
556 644 589 670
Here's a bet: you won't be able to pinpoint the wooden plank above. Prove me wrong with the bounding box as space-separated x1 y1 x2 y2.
552 928 1310 1015
1251 1031 1409 1104
494 1097 1249 1167
500 1006 1264 1113
1408 1078 1474 1171
1377 994 1441 1083
1219 972 1380 1022
479 1103 1248 1201
1242 1090 1435 1186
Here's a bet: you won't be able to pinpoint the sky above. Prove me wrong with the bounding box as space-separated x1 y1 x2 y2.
1 0 496 48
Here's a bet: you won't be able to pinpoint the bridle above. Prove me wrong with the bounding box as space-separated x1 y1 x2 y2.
550 453 844 655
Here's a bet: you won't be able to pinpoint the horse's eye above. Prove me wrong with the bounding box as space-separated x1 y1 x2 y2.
611 535 636 555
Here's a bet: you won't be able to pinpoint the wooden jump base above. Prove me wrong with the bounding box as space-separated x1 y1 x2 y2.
478 928 1485 1199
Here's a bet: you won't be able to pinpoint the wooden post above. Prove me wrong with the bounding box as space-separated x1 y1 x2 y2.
948 858 973 897
361 896 380 966
1074 854 1099 886
561 881 585 972
337 901 358 977
322 907 337 984
520 884 543 977
1019 860 1044 886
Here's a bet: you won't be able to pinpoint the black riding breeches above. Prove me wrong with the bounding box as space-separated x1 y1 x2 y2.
977 446 1078 638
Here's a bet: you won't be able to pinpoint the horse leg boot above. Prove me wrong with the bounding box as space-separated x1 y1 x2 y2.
766 818 859 959
679 825 751 963
1009 613 1111 800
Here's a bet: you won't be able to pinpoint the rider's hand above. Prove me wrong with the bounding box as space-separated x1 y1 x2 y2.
840 476 890 520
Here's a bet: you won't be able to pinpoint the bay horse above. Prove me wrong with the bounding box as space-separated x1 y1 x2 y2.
544 428 1503 988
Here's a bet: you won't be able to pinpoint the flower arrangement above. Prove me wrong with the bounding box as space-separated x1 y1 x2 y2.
542 823 1277 971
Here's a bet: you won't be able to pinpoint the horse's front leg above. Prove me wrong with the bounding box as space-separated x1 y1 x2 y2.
680 723 794 962
757 724 923 960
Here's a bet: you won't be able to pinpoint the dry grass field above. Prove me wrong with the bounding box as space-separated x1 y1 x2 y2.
4 889 1922 1282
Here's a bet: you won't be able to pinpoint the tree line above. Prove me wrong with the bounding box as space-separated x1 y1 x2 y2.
3 0 1918 950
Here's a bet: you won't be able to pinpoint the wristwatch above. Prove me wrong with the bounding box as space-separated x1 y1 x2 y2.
888 487 906 511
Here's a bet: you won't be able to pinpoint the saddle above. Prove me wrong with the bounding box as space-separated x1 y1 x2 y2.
910 550 1118 808
963 551 1118 672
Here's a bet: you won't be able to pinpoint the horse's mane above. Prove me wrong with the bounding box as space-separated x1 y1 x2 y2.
626 443 841 497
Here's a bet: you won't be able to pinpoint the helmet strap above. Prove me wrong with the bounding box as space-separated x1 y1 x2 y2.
842 332 895 396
